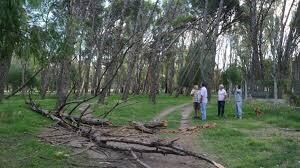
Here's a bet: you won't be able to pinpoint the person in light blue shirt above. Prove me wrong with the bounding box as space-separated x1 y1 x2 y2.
200 82 208 121
234 85 243 119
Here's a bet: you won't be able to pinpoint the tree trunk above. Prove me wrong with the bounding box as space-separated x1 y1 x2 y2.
0 55 12 102
83 56 91 94
56 59 71 109
91 55 102 95
248 0 260 92
244 80 248 100
149 52 161 104
40 67 49 99
56 1 75 109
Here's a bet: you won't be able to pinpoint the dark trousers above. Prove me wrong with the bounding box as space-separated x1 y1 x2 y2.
193 102 200 117
218 101 225 117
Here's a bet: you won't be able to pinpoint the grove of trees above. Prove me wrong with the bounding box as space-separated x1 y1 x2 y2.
1 0 299 106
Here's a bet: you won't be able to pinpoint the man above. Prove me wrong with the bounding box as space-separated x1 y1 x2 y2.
217 84 227 117
234 85 243 119
200 82 208 121
190 85 200 118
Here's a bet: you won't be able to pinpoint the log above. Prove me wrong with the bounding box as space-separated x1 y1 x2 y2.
62 114 111 126
131 121 155 134
144 120 168 128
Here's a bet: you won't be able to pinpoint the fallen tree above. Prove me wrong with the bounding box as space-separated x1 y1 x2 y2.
26 98 224 168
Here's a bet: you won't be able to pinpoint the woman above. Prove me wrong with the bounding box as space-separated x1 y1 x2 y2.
190 85 200 118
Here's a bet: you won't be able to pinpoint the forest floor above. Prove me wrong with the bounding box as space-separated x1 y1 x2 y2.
1 95 300 167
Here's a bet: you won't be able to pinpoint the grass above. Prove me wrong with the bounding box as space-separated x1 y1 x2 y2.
92 94 190 125
0 94 190 167
185 97 300 168
0 96 75 167
165 109 182 129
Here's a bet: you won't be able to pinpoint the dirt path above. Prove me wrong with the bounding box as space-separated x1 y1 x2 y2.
153 103 190 121
141 104 214 168
180 105 194 129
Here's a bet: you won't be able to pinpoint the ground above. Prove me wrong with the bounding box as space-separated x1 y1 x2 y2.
0 94 299 167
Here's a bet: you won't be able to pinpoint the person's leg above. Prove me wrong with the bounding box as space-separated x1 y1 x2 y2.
201 103 207 121
193 102 197 118
217 101 221 116
197 103 200 118
235 102 238 118
221 101 225 117
237 102 242 119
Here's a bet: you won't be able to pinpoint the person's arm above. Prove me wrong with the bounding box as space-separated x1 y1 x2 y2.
200 89 203 103
224 90 227 100
190 89 194 96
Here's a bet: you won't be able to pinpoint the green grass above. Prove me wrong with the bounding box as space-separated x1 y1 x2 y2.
0 97 76 167
186 98 300 168
165 109 182 129
92 94 190 125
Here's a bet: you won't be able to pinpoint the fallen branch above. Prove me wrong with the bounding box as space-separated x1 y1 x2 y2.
130 150 152 168
131 121 155 134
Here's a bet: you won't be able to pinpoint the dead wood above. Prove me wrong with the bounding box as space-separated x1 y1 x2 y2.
130 120 168 134
144 120 168 128
130 150 152 168
131 121 155 134
62 113 111 126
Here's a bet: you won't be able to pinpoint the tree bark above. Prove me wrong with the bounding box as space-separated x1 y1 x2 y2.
40 66 49 99
83 54 92 94
56 1 75 109
0 55 12 102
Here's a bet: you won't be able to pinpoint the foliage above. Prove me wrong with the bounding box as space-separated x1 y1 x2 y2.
7 63 39 91
221 65 242 86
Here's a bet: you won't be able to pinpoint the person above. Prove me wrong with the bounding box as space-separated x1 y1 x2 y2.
217 84 227 117
200 82 208 121
234 85 243 119
190 85 200 118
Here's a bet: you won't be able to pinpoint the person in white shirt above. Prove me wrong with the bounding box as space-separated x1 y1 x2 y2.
190 85 200 118
217 84 227 117
199 82 208 121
